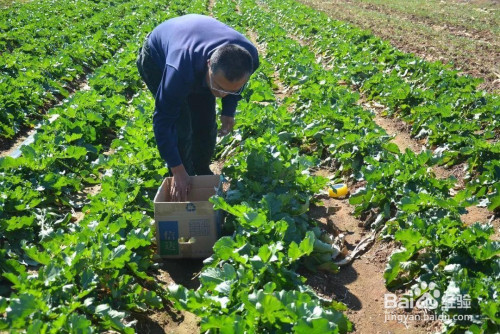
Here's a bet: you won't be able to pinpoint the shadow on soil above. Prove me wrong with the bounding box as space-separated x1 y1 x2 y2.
134 258 205 333
159 258 205 289
134 314 167 334
302 265 363 311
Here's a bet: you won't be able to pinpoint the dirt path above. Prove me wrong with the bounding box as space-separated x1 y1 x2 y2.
0 0 32 8
133 258 203 333
207 0 215 13
307 191 442 333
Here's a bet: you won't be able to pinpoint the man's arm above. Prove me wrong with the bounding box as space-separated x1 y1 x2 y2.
220 94 241 118
219 95 241 135
153 65 187 166
153 64 191 201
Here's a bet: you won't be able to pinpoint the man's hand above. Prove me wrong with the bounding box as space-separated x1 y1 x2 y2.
219 115 235 136
170 164 191 202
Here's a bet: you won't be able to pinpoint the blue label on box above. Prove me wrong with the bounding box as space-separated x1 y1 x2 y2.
158 221 179 255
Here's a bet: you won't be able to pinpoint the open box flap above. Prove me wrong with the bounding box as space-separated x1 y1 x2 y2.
154 175 223 203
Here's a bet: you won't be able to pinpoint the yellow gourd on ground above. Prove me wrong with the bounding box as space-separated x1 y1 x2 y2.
328 183 348 198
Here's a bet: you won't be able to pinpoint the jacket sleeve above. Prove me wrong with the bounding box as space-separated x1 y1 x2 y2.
221 95 242 117
153 64 191 167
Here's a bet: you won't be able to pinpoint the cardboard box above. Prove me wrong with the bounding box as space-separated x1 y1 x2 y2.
154 175 223 259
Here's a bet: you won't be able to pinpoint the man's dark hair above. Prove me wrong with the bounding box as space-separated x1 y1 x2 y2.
209 44 253 82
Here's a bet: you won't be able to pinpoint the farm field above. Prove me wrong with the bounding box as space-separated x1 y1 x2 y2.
298 0 499 93
0 0 498 333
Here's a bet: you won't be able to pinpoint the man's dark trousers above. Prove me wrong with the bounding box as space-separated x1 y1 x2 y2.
136 36 216 176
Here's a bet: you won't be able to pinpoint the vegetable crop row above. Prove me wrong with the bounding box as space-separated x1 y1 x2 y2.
0 0 128 54
263 0 499 135
0 0 202 330
0 0 165 140
260 0 499 212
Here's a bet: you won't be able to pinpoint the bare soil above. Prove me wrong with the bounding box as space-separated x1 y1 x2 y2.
0 126 36 158
461 206 500 240
207 0 215 13
359 99 425 153
135 259 204 334
307 191 442 333
0 0 32 8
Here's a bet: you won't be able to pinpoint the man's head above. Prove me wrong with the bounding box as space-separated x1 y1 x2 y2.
207 44 253 98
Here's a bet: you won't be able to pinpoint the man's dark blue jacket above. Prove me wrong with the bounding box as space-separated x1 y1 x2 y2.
147 14 259 168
